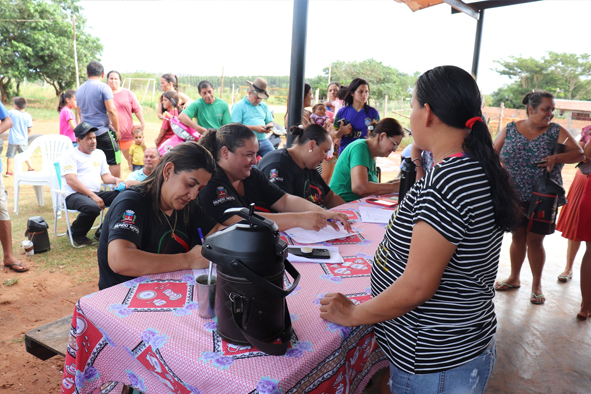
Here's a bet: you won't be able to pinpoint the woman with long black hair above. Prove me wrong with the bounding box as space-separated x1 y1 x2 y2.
333 78 380 154
320 66 521 393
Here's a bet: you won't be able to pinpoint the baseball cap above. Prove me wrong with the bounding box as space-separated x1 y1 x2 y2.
74 122 98 139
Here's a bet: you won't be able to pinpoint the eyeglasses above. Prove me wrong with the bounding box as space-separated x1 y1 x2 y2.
388 136 400 150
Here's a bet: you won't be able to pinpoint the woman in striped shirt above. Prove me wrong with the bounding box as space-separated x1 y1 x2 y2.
320 66 521 393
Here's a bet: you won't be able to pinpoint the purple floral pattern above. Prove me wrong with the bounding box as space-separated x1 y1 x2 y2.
320 273 343 283
256 377 281 394
141 328 168 349
203 321 217 331
109 304 133 318
122 277 150 288
326 322 351 339
126 369 146 392
74 366 99 389
284 340 313 358
172 301 199 316
98 327 116 347
199 351 235 370
181 274 195 282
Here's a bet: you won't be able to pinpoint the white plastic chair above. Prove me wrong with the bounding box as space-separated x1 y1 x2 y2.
51 162 113 248
13 135 73 214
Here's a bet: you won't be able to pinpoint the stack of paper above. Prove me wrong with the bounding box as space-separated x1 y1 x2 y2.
284 226 351 244
359 205 394 224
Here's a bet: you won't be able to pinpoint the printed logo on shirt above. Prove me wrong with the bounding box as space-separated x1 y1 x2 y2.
122 210 136 224
305 182 323 205
364 118 372 127
216 187 227 198
93 161 101 167
270 169 278 179
63 165 74 170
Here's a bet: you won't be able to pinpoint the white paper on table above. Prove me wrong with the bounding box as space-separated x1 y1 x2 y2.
359 205 394 224
287 246 344 264
285 225 352 244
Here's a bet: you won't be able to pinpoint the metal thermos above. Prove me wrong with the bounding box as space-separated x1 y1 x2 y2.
201 205 300 356
398 157 417 204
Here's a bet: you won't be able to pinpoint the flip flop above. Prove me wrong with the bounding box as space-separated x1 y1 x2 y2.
531 293 545 305
4 262 29 272
576 313 588 321
558 274 572 283
494 281 521 291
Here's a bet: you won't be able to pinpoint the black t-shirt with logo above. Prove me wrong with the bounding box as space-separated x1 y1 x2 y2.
198 167 285 223
258 149 331 207
97 188 217 290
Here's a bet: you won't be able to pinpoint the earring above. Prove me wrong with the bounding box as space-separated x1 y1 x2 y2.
309 149 313 153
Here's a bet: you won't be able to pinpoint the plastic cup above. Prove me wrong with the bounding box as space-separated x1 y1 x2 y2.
22 240 34 256
196 275 216 319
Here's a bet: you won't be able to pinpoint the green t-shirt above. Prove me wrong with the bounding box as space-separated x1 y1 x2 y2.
181 97 231 130
329 139 377 202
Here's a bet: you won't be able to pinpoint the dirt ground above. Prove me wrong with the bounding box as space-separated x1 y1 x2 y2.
0 119 580 393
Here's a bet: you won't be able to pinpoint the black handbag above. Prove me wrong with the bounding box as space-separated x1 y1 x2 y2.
202 206 300 356
526 170 565 232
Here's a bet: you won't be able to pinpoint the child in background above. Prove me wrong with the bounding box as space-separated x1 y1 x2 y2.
58 89 78 147
154 90 179 148
128 129 146 171
5 97 33 176
310 103 330 126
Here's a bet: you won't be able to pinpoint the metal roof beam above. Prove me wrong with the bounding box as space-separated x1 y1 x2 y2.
441 0 480 19
451 0 542 13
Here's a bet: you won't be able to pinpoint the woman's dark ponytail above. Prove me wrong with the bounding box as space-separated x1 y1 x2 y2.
199 129 219 160
198 123 255 162
57 89 76 113
415 66 520 232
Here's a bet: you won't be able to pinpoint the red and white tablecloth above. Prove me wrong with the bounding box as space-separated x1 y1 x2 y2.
61 198 396 394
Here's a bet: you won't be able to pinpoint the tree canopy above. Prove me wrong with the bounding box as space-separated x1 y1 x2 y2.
0 0 102 101
308 59 418 103
491 52 591 108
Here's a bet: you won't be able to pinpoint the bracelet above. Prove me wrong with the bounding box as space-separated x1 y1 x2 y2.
412 158 423 168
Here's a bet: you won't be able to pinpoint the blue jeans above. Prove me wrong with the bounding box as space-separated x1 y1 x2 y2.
257 137 274 158
388 336 496 394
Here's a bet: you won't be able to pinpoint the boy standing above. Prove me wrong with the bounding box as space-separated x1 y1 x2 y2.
5 97 33 176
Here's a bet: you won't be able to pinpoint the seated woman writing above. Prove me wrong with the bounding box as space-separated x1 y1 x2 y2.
329 118 403 202
258 124 346 209
98 142 219 290
198 123 351 232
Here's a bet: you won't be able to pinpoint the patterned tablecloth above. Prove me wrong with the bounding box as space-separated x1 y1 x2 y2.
61 197 397 394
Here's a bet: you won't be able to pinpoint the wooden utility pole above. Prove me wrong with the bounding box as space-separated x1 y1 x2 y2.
72 16 79 88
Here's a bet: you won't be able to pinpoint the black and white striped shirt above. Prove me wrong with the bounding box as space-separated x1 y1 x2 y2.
371 155 502 374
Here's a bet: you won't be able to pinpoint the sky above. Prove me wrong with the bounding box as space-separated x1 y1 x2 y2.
79 0 590 95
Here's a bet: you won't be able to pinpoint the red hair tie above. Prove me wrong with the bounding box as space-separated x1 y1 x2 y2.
465 117 482 129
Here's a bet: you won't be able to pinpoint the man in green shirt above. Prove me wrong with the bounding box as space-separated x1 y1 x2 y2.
178 80 231 133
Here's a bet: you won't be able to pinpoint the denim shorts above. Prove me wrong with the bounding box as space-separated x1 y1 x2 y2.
388 336 496 394
6 144 27 158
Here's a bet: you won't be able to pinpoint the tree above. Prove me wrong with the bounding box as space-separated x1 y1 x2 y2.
491 52 591 108
0 0 102 101
309 59 417 103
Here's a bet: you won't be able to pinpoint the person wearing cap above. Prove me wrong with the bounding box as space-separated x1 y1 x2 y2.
231 77 275 158
76 61 123 177
59 122 124 246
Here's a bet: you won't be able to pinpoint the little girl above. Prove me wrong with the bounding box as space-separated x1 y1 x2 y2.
58 90 78 147
129 129 146 171
310 103 330 126
154 90 179 147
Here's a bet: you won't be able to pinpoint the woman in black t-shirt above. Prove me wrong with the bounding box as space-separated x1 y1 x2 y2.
319 66 521 393
198 123 351 232
98 142 219 290
258 124 345 209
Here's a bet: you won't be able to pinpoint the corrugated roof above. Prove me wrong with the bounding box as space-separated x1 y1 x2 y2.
555 99 591 112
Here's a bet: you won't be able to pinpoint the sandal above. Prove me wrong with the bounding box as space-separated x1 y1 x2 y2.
28 168 35 171
558 274 572 283
4 172 13 177
4 261 29 272
530 293 545 305
494 281 521 291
